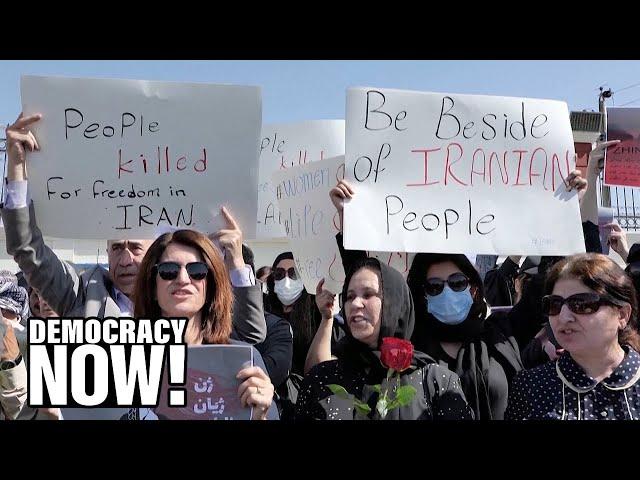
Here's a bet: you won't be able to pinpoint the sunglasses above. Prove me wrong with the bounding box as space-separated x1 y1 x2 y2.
424 272 470 297
274 267 297 281
155 262 209 281
541 293 621 316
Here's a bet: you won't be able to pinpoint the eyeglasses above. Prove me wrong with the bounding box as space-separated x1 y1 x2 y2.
155 262 209 281
541 293 621 316
424 272 469 297
274 267 297 281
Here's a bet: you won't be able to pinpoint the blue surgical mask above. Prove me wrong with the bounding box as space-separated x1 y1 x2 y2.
426 286 473 325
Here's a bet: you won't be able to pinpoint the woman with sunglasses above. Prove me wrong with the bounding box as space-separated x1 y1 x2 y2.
265 252 332 377
330 179 564 420
134 229 277 420
405 252 529 420
506 253 640 420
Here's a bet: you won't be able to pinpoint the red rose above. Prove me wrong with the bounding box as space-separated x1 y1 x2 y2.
380 337 413 372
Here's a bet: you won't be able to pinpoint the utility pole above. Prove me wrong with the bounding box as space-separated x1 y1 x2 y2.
1 124 7 205
599 87 613 207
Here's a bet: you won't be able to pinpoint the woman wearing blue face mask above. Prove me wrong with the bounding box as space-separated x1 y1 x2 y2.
407 253 526 420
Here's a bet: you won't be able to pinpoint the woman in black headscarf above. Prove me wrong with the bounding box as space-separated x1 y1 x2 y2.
295 257 472 420
406 253 527 420
265 251 323 377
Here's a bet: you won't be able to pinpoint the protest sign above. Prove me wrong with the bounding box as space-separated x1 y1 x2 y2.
21 75 262 239
343 87 585 256
604 107 640 188
272 155 346 294
154 344 253 420
272 155 418 294
257 120 345 239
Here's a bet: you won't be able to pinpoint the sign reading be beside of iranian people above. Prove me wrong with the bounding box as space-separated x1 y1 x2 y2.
257 120 345 239
343 87 586 255
21 75 262 239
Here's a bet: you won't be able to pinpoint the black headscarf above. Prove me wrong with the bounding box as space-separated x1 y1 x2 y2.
337 258 433 374
407 253 486 345
265 251 319 375
407 253 527 419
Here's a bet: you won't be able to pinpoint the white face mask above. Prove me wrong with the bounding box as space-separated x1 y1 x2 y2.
274 277 304 306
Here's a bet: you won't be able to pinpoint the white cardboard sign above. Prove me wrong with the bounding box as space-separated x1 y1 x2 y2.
344 87 585 256
21 75 262 239
256 120 345 239
272 155 346 294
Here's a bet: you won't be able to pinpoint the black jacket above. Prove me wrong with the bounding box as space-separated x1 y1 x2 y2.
255 313 293 389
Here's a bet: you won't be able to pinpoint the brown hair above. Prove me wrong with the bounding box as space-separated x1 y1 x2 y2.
545 253 640 351
133 230 233 344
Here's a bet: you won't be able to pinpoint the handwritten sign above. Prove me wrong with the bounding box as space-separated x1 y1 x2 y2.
272 155 418 294
256 120 345 239
154 344 253 420
21 75 262 239
343 87 585 256
272 156 346 294
604 107 640 188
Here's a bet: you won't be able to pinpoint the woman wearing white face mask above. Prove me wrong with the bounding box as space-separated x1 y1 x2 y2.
265 252 324 377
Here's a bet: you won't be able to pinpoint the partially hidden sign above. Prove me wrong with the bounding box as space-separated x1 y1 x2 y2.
605 107 640 188
256 120 345 239
272 155 346 294
21 75 262 239
272 155 417 296
343 87 585 256
154 344 253 420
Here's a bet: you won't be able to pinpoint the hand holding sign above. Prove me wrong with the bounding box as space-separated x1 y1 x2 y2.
5 112 42 181
605 222 630 261
315 278 337 320
564 169 588 203
589 139 621 175
236 365 274 420
329 179 355 233
210 206 245 271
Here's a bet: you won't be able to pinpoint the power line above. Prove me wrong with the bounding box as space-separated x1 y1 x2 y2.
619 96 640 107
614 81 640 94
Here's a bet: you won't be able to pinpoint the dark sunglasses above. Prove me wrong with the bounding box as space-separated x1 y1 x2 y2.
274 267 297 281
155 262 209 281
424 272 469 297
541 293 621 316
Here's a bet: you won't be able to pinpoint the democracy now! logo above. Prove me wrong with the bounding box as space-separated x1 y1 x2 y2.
27 318 187 408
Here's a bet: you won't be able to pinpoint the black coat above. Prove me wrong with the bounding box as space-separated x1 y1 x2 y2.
255 313 293 389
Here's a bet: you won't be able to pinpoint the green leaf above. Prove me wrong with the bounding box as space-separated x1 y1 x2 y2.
327 384 351 400
395 385 417 407
386 399 400 411
354 400 371 416
371 384 382 393
376 397 389 419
